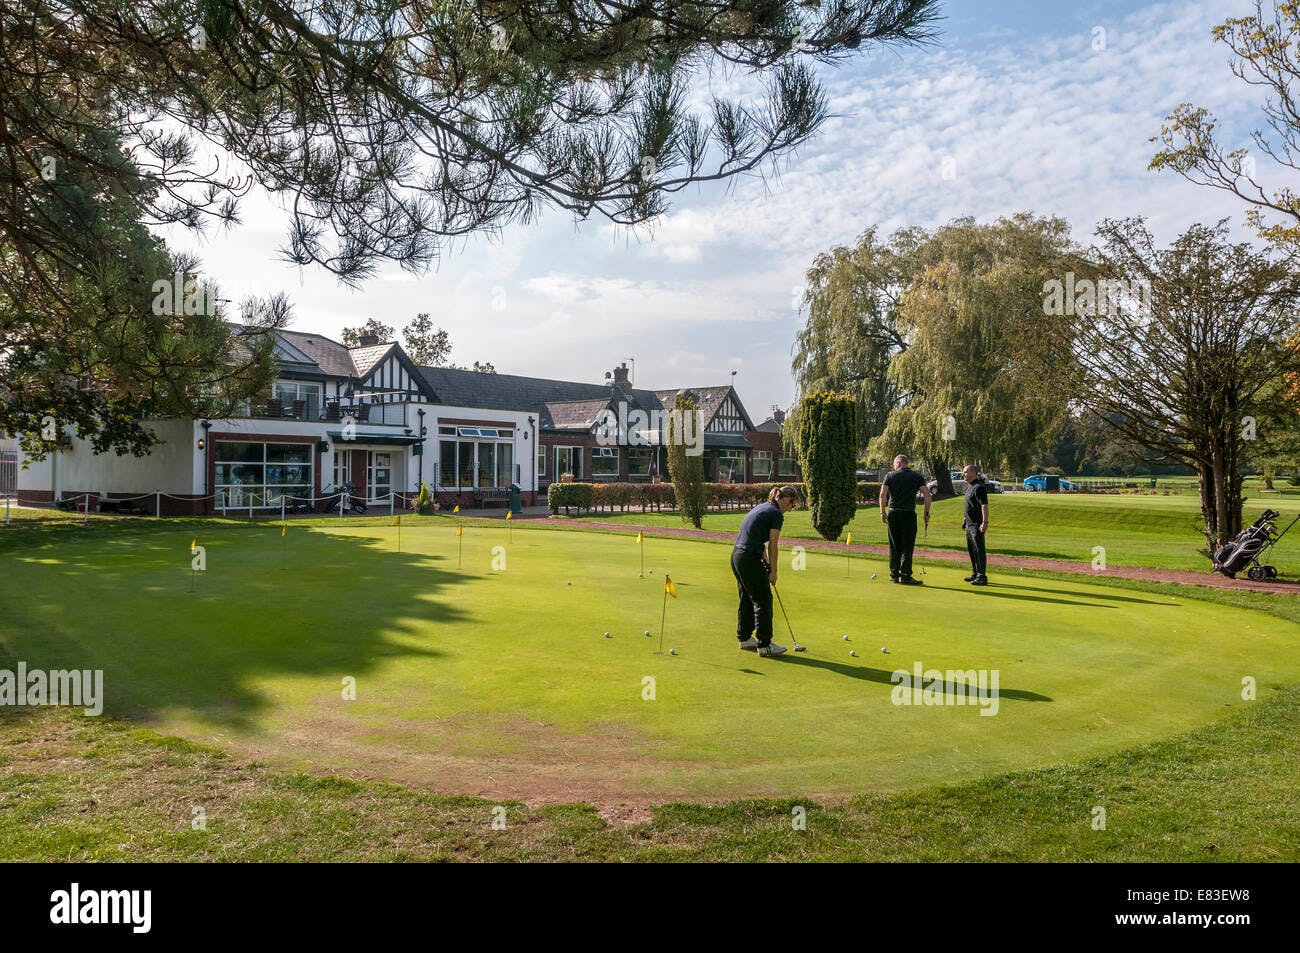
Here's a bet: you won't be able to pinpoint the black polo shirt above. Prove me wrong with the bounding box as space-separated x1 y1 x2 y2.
964 478 989 529
883 468 926 511
735 501 784 555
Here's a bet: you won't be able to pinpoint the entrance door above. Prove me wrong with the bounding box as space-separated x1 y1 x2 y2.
367 451 392 502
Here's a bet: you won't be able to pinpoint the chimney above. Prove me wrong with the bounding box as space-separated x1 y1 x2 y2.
358 333 380 347
772 406 785 425
611 362 631 392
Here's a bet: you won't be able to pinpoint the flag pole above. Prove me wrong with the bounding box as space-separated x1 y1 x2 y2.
657 582 668 655
640 533 645 577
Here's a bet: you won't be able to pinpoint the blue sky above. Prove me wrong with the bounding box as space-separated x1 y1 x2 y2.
164 0 1269 419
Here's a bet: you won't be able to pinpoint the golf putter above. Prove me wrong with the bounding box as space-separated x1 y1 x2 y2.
772 584 806 651
921 516 928 575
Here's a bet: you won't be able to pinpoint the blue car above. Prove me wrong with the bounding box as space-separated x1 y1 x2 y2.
1022 475 1076 492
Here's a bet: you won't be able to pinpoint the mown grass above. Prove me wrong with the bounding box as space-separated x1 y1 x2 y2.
2 682 1295 862
572 492 1300 572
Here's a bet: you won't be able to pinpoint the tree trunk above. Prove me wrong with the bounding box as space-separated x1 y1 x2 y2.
929 458 956 498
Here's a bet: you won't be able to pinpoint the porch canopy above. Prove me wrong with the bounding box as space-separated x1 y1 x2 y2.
326 431 423 448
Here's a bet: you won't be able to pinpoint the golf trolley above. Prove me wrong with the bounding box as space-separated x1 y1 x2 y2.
318 483 368 515
1212 509 1297 581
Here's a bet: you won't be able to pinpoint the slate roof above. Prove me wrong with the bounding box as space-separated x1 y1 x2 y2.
754 417 784 434
543 399 619 431
278 330 359 378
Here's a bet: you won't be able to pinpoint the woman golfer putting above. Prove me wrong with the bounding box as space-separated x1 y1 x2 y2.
732 486 800 657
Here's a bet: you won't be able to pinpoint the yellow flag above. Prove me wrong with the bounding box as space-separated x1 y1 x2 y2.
190 538 197 553
281 523 286 537
636 530 643 543
847 532 852 545
456 525 463 537
664 574 676 598
506 511 512 520
454 504 460 514
393 515 401 527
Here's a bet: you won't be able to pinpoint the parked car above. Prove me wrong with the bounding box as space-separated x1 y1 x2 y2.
1022 475 1076 492
985 479 1003 493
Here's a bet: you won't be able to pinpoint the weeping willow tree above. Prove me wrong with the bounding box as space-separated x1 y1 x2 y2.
791 225 926 451
865 215 1081 494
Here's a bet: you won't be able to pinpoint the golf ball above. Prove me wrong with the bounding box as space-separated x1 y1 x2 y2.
842 635 850 641
643 630 651 636
881 647 888 654
669 648 677 655
567 581 572 586
849 650 858 658
604 632 611 638
871 573 878 580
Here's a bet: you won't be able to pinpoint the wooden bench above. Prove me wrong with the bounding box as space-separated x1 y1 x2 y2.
473 487 510 507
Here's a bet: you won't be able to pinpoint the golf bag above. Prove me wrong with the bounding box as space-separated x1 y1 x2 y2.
1211 509 1297 580
318 483 368 515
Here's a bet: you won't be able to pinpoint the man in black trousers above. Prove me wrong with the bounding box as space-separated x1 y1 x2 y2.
961 464 990 585
879 454 931 585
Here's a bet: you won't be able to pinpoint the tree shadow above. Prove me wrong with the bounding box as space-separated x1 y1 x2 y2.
781 655 1051 702
1 521 471 730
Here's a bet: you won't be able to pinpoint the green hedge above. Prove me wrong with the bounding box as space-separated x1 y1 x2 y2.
548 482 820 515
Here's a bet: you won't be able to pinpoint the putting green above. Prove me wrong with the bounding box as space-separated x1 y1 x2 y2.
3 518 1297 805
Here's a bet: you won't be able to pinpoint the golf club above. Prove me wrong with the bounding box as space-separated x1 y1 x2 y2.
921 514 928 575
771 583 806 651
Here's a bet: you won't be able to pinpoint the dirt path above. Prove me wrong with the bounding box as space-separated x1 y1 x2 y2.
553 519 1300 597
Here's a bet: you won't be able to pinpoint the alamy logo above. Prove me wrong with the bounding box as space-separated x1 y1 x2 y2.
0 662 103 715
50 883 151 933
594 401 705 456
1042 272 1152 318
890 662 1000 716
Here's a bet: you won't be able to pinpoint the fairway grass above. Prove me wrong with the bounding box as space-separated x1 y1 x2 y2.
3 515 1297 808
574 493 1300 572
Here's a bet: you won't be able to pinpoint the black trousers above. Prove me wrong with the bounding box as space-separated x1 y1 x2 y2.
731 547 774 645
965 525 987 577
887 509 918 578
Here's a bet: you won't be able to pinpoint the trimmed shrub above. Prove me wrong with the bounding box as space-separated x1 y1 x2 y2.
667 394 707 528
547 482 595 515
796 392 858 541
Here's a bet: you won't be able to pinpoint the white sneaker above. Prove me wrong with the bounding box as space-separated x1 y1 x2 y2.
738 637 761 651
757 643 788 657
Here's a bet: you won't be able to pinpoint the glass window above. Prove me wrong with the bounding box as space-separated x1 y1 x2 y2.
497 443 513 487
458 441 476 487
779 453 797 477
215 442 314 509
628 448 653 476
334 449 350 491
537 443 546 477
368 452 392 501
439 441 456 487
478 442 496 487
753 451 773 479
718 450 744 482
555 446 581 479
593 447 619 476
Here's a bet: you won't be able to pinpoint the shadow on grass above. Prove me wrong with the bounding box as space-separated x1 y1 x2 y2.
983 582 1172 606
780 655 1052 702
924 585 1114 609
1 520 472 731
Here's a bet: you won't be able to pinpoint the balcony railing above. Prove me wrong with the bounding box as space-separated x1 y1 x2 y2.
237 400 408 427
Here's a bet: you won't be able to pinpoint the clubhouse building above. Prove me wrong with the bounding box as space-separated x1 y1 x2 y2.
13 328 799 513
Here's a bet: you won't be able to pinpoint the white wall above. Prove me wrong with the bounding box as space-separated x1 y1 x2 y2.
17 419 197 498
418 402 537 495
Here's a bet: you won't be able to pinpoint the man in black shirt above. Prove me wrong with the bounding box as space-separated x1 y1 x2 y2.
731 486 800 657
961 464 990 585
879 454 931 585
